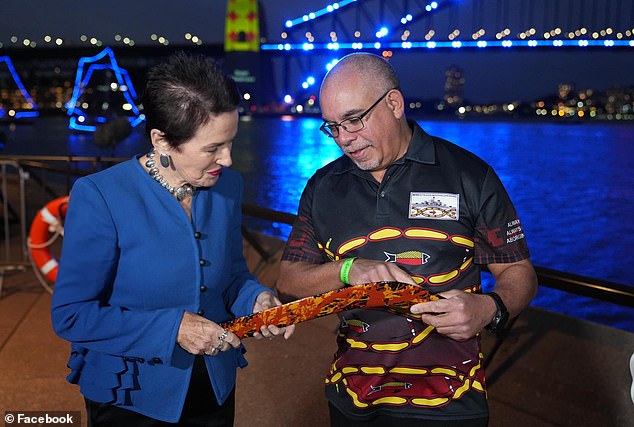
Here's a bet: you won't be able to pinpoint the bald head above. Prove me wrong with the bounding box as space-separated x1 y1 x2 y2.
317 53 411 183
320 53 400 98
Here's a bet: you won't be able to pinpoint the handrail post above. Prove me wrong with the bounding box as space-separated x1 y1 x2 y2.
2 162 10 261
0 160 31 298
19 166 29 261
66 155 73 194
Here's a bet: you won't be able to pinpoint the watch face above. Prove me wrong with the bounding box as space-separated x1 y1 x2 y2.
492 311 502 325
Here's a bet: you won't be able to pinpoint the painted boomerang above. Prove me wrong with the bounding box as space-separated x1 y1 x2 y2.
220 281 434 339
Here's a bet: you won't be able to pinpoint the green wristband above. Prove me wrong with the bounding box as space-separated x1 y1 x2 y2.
339 257 357 285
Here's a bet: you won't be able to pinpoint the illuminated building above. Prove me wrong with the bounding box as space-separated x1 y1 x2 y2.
223 0 277 112
444 65 465 107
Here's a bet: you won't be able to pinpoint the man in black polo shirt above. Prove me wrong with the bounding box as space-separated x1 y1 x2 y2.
277 53 537 426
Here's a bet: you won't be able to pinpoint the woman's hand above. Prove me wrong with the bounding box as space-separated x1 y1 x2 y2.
252 291 295 340
177 311 241 356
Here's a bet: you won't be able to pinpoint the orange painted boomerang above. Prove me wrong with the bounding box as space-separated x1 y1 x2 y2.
221 281 434 339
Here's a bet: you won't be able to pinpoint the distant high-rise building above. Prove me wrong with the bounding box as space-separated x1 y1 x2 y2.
558 83 574 100
444 66 465 107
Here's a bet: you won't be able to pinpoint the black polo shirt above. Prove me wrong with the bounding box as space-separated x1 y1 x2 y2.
283 120 530 421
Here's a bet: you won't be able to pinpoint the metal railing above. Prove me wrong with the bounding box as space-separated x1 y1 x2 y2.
0 161 28 261
2 154 633 309
0 160 30 297
0 155 126 297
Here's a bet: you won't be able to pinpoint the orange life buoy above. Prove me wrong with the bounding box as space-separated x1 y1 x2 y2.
28 196 69 283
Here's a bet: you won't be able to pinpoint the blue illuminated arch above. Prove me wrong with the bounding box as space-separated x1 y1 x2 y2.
284 0 359 28
267 0 634 52
266 0 634 97
0 56 40 120
66 47 144 132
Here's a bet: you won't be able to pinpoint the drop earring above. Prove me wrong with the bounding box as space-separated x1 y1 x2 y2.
159 152 171 168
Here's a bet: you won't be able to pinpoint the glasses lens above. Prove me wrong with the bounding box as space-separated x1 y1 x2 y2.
341 117 364 133
320 123 337 138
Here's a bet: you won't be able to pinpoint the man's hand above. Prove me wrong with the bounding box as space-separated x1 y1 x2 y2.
411 259 537 340
410 290 497 340
347 258 417 286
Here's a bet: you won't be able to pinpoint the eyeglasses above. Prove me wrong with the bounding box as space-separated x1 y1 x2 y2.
319 88 398 138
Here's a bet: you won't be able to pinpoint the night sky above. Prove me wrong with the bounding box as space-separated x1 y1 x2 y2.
1 0 632 103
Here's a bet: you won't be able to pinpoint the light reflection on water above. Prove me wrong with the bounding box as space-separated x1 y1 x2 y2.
235 116 341 214
234 116 343 237
1 116 633 332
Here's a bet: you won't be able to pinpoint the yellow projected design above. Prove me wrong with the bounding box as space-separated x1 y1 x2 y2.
225 0 260 51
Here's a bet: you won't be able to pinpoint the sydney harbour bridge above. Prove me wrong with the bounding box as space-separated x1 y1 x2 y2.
225 0 633 107
1 0 633 127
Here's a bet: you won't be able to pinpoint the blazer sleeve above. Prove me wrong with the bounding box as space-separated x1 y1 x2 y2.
50 177 184 363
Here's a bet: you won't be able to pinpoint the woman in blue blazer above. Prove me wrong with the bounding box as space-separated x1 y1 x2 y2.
51 52 293 426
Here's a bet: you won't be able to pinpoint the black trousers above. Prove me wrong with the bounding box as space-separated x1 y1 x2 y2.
85 356 235 427
328 402 489 427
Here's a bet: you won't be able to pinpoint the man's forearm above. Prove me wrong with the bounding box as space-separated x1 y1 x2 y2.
277 259 345 298
488 259 538 319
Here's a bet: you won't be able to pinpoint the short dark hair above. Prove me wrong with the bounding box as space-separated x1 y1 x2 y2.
142 51 240 148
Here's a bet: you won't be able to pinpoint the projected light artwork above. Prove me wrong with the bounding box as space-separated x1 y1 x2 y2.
0 56 39 121
65 47 144 132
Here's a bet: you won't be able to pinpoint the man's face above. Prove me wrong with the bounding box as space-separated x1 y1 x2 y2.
320 73 401 177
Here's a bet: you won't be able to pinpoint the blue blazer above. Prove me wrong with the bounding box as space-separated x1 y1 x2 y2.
51 157 270 422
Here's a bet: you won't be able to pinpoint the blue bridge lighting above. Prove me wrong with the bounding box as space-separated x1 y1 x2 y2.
262 38 633 51
284 0 357 28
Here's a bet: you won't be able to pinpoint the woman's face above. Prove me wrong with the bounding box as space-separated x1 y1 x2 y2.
164 110 238 188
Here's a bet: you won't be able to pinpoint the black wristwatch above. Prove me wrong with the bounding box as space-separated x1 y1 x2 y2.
485 292 509 333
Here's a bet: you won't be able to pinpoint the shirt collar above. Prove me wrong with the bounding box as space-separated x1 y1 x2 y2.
330 119 436 176
399 120 436 165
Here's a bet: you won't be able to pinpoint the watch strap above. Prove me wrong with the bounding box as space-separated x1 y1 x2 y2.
485 291 509 332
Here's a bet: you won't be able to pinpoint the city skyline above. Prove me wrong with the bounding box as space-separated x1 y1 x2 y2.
2 1 632 45
0 0 633 103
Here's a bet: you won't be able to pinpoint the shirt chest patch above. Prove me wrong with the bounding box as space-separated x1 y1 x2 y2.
409 192 459 221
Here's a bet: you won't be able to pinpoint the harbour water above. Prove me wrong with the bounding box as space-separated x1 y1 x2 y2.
1 115 633 332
